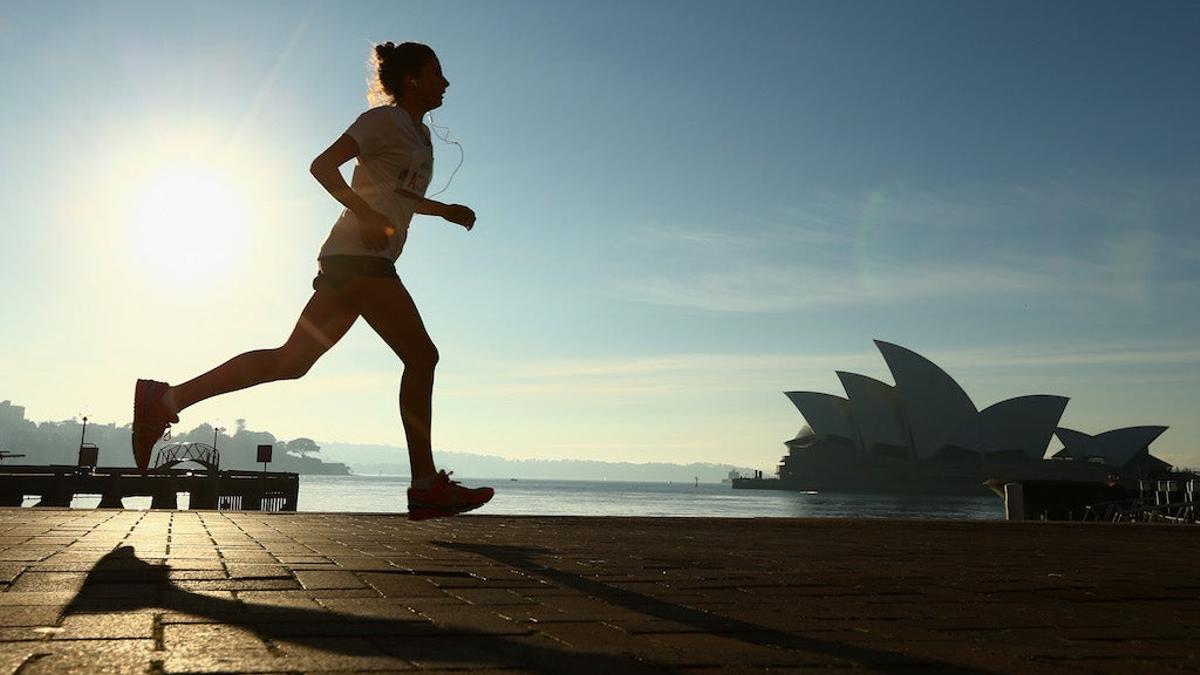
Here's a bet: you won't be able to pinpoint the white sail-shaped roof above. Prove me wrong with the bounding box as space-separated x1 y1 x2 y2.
784 392 856 444
1055 426 1168 467
976 395 1069 459
836 371 909 454
1054 427 1092 456
785 423 818 448
780 339 1167 468
875 340 977 459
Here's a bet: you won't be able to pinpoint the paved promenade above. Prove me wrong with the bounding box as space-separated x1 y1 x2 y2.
0 510 1196 674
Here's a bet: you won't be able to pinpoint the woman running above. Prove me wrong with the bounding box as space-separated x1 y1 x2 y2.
131 41 494 520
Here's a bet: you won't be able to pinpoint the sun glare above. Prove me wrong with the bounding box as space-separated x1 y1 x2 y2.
125 163 248 283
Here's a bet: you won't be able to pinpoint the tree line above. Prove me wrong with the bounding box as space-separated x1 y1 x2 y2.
0 402 349 474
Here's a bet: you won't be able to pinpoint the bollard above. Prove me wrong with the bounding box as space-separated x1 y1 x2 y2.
98 492 125 508
243 492 263 511
98 472 124 508
150 488 178 509
189 476 219 510
1004 482 1025 521
35 470 73 507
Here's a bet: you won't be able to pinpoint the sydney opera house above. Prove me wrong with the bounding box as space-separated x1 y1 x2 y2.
764 340 1171 494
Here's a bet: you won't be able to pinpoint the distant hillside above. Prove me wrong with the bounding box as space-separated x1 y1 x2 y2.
0 399 349 475
316 441 758 482
0 398 755 481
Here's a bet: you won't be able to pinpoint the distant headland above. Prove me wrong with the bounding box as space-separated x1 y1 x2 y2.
0 399 349 475
0 399 758 481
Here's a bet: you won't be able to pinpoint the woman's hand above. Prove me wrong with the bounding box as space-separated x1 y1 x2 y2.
356 208 395 251
442 204 477 231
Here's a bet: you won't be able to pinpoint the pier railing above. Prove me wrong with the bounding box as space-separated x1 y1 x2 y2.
0 464 299 511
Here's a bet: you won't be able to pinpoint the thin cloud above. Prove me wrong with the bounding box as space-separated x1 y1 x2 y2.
926 342 1200 370
610 257 1062 313
517 351 876 378
438 351 877 401
613 180 1199 313
552 441 710 451
438 340 1200 403
645 221 846 249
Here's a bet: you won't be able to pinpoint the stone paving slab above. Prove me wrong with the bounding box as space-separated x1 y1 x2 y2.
0 510 1197 674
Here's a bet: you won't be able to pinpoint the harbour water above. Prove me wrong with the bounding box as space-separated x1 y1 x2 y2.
48 475 1002 519
300 476 1001 519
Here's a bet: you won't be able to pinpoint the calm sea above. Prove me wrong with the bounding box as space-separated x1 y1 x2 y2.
45 475 1002 519
51 475 1003 519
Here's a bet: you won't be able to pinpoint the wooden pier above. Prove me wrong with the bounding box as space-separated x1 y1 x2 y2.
0 464 299 511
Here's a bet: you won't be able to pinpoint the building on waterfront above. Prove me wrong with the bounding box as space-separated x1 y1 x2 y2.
767 340 1171 494
0 401 26 430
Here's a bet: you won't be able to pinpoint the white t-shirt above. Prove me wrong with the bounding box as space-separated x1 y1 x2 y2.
318 106 434 262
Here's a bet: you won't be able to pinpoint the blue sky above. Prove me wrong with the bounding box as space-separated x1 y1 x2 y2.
1 1 1198 470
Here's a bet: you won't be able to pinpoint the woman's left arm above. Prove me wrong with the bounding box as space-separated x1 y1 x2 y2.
413 196 476 231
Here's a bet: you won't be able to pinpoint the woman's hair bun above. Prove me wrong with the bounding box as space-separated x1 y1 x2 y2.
368 41 436 106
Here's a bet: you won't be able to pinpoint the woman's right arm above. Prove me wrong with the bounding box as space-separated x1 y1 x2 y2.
310 134 393 251
310 134 370 214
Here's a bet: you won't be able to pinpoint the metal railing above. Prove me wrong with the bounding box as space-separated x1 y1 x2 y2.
1082 479 1197 523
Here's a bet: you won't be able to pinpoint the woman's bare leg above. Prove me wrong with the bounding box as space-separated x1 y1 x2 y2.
343 276 439 481
169 289 360 414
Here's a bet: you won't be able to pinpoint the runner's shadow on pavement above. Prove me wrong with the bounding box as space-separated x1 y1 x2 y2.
61 546 666 674
436 541 994 674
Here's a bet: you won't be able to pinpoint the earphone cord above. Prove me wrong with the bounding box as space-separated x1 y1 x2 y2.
424 112 464 198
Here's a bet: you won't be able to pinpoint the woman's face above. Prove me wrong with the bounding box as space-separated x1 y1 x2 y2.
410 56 449 111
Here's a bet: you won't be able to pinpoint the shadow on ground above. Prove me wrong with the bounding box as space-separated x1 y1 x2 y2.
61 545 988 674
438 541 993 674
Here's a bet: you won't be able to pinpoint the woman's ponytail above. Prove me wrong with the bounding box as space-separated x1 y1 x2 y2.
368 41 435 106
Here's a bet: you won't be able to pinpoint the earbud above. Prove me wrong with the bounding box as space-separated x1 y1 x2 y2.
409 79 420 88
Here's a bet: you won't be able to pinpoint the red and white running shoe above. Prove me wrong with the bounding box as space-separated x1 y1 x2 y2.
132 379 178 471
407 471 494 521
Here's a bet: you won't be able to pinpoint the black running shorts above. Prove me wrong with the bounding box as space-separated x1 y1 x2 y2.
312 255 399 294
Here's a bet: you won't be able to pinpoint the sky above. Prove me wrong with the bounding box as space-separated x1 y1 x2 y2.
1 1 1198 472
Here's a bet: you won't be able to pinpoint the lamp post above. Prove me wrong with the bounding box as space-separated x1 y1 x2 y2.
76 405 95 469
78 405 92 450
212 420 225 451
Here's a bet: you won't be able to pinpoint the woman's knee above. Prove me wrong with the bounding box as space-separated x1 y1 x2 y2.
274 345 320 380
404 340 439 371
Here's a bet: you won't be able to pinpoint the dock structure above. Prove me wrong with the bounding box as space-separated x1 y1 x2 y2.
0 465 298 511
0 510 1197 673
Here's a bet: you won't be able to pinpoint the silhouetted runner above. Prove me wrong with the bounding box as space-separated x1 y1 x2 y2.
132 42 493 520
